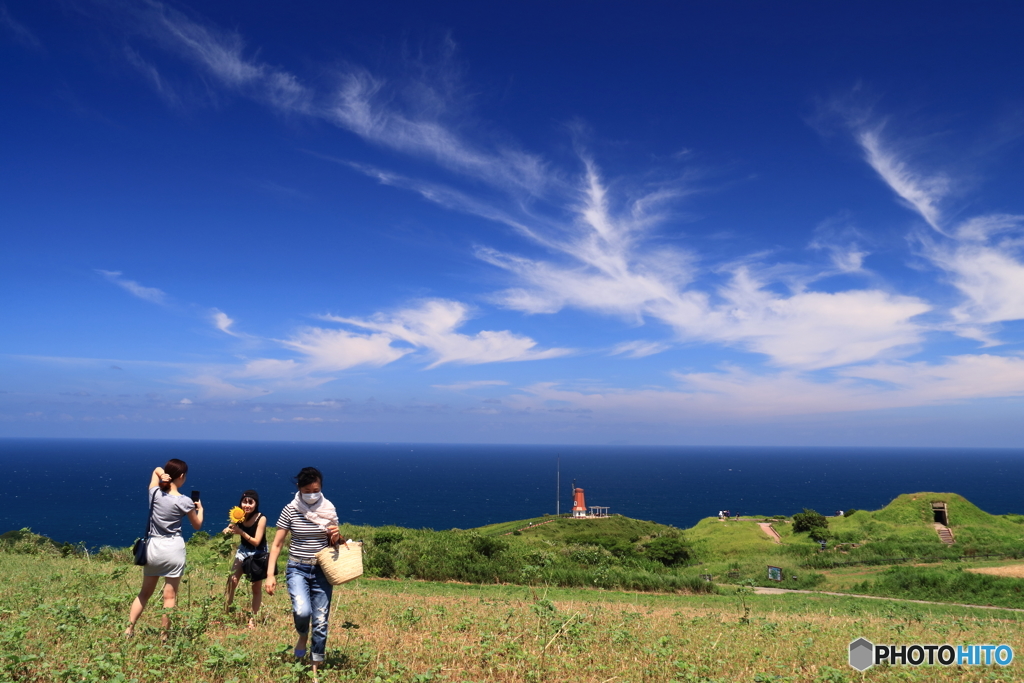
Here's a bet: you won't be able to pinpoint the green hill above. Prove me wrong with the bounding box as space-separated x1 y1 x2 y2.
475 513 679 544
6 492 1024 605
684 492 1024 565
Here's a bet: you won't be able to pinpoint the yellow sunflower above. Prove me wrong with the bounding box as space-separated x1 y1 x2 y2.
228 506 246 524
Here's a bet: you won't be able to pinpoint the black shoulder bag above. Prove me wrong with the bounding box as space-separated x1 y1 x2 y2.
241 514 271 582
132 488 158 566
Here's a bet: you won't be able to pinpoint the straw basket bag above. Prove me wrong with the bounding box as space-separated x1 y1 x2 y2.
315 541 363 585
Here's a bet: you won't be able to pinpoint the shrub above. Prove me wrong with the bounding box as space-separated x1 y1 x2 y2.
566 545 611 566
187 530 210 545
792 509 828 535
469 535 507 558
0 528 70 556
643 536 691 567
843 509 859 517
373 529 405 546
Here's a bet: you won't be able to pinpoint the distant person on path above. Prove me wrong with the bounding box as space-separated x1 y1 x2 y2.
223 489 267 627
265 467 341 676
125 459 204 640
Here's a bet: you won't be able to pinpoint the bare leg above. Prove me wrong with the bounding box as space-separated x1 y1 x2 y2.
160 577 181 642
225 561 242 612
249 581 263 628
126 575 160 636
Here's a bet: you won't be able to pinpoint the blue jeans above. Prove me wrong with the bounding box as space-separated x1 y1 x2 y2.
285 562 333 662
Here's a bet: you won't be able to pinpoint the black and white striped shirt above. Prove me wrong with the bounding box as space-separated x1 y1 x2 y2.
276 504 331 561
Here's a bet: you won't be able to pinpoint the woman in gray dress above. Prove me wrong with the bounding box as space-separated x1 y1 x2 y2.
125 459 204 639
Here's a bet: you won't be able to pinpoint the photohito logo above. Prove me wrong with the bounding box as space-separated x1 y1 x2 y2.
849 638 1014 671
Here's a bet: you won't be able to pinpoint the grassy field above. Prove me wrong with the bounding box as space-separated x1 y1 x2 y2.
5 492 1024 681
3 547 1024 683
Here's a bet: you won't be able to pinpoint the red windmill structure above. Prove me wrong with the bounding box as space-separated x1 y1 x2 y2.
572 486 587 518
569 480 610 519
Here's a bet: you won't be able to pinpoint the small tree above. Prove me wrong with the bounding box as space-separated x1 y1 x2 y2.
792 508 828 535
644 536 691 567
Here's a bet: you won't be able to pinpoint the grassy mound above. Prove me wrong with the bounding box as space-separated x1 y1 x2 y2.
475 513 677 542
806 493 1024 566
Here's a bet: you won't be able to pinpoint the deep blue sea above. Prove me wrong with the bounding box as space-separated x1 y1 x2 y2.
2 439 1024 549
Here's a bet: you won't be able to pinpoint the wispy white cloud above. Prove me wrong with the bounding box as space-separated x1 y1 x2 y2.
0 4 43 52
322 299 570 368
210 309 238 336
123 45 178 106
133 1 313 114
494 353 1024 422
853 123 1024 340
918 228 1024 337
325 69 549 194
177 373 269 399
191 300 565 395
278 327 411 372
119 2 547 197
808 214 869 274
684 269 929 369
97 270 168 305
857 127 950 233
332 159 545 242
478 161 929 370
609 341 671 358
432 380 509 391
88 8 1024 416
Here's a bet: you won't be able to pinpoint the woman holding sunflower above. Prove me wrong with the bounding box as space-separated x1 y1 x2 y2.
222 490 267 627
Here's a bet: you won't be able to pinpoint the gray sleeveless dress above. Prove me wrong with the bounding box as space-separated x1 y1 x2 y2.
143 487 195 578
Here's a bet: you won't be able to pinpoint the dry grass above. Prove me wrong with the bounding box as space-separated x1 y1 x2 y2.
967 564 1024 579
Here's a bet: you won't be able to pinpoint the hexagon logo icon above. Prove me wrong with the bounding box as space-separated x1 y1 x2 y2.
849 637 874 671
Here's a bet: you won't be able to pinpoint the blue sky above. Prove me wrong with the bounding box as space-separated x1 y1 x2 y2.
3 1 1024 445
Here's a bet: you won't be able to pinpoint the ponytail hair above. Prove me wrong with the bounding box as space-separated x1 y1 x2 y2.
160 459 188 491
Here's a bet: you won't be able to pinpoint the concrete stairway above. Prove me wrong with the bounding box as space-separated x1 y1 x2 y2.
935 524 955 545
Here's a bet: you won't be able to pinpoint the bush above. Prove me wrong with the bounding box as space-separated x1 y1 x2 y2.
566 545 611 566
469 535 507 558
0 528 77 556
843 509 859 517
643 536 691 567
186 530 210 545
373 529 404 546
792 509 828 535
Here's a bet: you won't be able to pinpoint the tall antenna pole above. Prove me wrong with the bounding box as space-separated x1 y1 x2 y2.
556 455 560 516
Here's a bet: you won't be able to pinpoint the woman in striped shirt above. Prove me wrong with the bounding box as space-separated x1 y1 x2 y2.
265 467 340 675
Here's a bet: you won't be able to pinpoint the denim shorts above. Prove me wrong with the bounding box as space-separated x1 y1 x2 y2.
234 544 260 563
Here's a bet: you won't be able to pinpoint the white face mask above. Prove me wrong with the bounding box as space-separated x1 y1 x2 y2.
301 492 322 505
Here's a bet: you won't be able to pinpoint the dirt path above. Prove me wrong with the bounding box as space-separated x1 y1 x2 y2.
966 564 1024 578
752 586 1024 612
757 522 781 544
